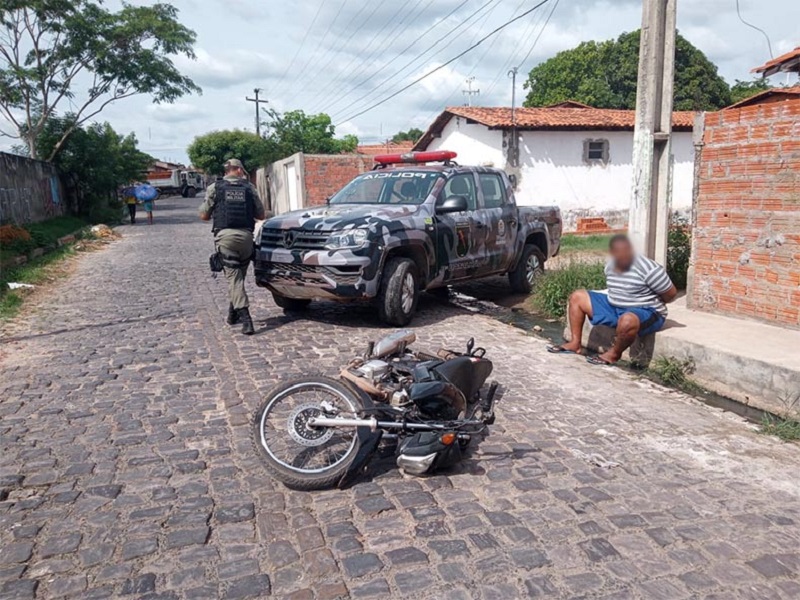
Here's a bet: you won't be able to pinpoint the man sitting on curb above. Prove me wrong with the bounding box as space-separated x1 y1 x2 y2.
548 234 677 365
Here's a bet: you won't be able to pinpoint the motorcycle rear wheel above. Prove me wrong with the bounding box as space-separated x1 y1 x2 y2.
251 376 365 490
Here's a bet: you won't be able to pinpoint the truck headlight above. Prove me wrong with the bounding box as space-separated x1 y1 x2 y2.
325 228 369 250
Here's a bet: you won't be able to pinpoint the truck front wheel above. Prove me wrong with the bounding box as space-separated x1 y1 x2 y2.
509 244 545 293
378 257 419 326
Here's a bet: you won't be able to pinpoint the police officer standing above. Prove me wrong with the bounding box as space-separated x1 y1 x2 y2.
199 159 266 335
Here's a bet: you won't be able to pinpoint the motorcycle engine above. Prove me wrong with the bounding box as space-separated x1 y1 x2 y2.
354 359 391 382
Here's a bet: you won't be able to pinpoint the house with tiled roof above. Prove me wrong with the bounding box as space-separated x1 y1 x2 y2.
414 103 697 232
356 141 415 156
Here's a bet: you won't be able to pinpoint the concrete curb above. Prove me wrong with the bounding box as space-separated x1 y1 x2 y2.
565 296 800 417
2 225 90 268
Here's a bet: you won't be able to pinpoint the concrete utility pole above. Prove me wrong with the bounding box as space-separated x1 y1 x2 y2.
462 76 480 107
629 0 677 263
246 88 268 137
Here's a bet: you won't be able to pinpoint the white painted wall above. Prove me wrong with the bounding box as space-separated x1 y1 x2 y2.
427 117 505 167
427 116 694 230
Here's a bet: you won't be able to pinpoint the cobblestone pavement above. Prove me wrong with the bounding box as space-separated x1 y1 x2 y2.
2 199 800 600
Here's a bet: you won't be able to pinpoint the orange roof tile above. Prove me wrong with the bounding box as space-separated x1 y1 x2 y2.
752 47 800 76
725 85 800 109
415 104 696 150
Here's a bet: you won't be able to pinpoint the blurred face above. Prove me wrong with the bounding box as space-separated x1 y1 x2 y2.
610 239 635 271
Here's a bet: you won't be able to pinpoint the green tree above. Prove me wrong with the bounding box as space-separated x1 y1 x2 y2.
523 30 732 111
0 1 199 160
36 115 152 219
186 130 275 176
264 109 358 157
391 128 423 143
729 78 771 104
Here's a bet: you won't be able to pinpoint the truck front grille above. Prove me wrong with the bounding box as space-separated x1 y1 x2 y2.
260 228 330 251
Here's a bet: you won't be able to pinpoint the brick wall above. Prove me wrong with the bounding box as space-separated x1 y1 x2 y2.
0 152 66 225
690 97 800 327
302 155 372 207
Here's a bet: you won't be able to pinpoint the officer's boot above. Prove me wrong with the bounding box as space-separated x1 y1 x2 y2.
238 307 255 335
227 303 240 325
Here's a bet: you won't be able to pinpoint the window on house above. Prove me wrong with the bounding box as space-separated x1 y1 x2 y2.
584 139 610 164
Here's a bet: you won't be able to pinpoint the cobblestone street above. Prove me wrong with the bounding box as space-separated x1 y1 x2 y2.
2 198 800 599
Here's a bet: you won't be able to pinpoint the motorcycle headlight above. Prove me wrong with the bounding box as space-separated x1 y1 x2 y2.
324 228 369 250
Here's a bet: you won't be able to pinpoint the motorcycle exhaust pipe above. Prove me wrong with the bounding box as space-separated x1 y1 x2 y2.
308 416 450 432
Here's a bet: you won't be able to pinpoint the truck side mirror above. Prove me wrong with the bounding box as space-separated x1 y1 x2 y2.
436 195 468 214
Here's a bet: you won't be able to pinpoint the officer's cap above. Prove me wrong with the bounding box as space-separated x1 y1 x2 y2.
224 158 246 172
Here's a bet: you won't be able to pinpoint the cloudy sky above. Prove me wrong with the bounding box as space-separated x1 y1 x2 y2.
3 0 798 164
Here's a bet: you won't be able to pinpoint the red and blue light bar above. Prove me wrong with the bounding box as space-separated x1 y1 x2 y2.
373 150 457 165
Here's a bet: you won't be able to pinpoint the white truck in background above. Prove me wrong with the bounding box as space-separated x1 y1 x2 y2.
146 169 206 198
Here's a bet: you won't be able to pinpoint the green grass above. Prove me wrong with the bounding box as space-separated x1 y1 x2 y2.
560 234 612 254
761 415 800 442
646 356 698 391
759 392 800 442
0 246 77 320
531 261 606 319
0 215 89 259
0 292 23 319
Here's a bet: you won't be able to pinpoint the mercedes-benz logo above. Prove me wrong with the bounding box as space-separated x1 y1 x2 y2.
283 231 296 248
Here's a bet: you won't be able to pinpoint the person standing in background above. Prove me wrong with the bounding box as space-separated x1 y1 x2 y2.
123 186 137 224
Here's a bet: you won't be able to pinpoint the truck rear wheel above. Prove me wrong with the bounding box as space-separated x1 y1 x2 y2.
272 293 311 313
378 257 419 326
509 244 545 293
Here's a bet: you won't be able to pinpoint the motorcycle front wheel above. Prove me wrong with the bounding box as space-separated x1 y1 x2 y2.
251 376 365 490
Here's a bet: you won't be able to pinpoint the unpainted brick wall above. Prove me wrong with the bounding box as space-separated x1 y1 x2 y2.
303 155 371 207
691 99 800 328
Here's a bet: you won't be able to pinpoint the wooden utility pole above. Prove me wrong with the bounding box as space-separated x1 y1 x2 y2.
246 88 268 137
629 0 677 263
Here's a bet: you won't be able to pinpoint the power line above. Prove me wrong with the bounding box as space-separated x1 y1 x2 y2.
313 0 473 114
291 1 385 109
482 0 559 99
516 0 559 68
283 0 350 107
416 0 531 122
335 0 552 125
271 0 330 99
310 0 436 114
735 0 773 59
328 0 500 119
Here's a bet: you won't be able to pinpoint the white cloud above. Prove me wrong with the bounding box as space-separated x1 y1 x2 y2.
174 48 282 90
146 103 208 122
49 0 796 165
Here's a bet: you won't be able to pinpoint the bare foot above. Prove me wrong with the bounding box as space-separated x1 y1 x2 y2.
596 350 621 364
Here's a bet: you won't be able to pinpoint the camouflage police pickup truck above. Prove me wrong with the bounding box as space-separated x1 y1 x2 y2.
254 151 562 325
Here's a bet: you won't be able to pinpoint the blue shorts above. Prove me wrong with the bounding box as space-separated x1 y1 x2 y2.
588 291 665 336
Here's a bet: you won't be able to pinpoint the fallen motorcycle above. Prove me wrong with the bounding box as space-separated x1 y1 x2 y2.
251 330 501 490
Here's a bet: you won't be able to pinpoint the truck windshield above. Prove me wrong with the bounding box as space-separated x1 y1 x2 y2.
329 171 442 205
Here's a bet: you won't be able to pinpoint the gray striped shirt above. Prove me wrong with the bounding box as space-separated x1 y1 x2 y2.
605 255 673 316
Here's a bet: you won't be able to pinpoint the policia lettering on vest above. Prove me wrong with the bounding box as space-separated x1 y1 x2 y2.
199 158 266 335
